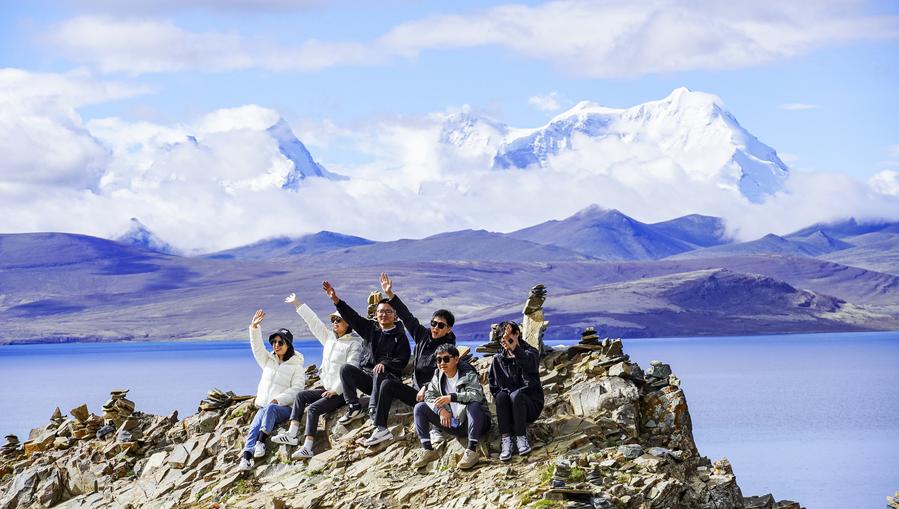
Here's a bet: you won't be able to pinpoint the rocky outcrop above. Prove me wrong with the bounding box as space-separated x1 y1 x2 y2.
0 340 803 509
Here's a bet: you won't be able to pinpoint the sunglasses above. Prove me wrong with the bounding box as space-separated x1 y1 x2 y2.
330 316 343 323
430 320 448 329
436 355 455 364
271 339 287 347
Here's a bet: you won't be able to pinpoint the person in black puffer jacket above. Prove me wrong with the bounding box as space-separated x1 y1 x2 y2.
323 281 411 447
371 272 457 446
488 321 544 462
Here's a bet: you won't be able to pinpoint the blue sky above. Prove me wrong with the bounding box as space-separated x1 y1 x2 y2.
1 0 898 251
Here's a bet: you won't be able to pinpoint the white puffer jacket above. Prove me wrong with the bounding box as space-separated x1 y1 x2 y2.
296 304 364 395
249 326 306 408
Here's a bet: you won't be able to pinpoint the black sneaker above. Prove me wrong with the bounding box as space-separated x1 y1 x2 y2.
338 405 365 424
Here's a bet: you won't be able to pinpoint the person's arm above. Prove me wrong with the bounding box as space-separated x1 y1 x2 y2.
271 354 306 405
324 280 375 339
512 344 540 374
424 373 440 404
380 272 427 340
249 310 269 368
287 293 331 346
331 338 363 396
487 360 500 396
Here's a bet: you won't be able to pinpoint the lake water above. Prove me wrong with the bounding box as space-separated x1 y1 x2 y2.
1 331 897 508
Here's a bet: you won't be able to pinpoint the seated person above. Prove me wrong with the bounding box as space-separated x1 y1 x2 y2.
373 272 457 445
322 281 411 446
488 321 544 461
271 292 364 459
239 310 305 471
412 344 489 470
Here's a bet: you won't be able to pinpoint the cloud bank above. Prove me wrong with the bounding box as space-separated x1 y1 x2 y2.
47 0 899 77
2 69 898 253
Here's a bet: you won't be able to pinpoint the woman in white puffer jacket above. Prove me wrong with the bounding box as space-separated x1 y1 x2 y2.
238 309 305 471
271 292 364 459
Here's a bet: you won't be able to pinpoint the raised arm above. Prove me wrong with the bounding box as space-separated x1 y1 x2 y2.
249 309 269 368
381 272 427 339
325 280 374 339
286 292 331 346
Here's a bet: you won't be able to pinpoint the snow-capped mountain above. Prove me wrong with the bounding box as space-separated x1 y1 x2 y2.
115 218 176 254
439 88 789 203
266 118 346 188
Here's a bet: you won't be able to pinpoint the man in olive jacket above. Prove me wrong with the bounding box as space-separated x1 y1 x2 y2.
412 344 489 470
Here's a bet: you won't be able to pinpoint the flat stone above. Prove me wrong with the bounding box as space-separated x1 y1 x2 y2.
617 444 643 459
70 404 90 422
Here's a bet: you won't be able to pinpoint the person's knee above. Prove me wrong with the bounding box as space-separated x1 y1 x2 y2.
494 391 511 405
510 389 525 403
340 363 355 377
413 401 429 417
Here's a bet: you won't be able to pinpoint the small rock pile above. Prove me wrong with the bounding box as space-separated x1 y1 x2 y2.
579 326 599 345
198 388 251 411
888 491 899 509
1 435 20 458
101 389 135 427
68 404 101 441
304 364 320 388
523 283 547 314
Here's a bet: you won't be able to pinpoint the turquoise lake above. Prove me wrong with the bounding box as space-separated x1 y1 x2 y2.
1 331 897 508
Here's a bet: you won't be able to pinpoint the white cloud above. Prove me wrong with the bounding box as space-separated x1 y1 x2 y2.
779 103 819 110
870 170 899 196
528 92 562 112
47 0 899 77
70 0 328 12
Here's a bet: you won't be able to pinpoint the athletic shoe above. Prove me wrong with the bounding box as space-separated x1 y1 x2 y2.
253 442 266 458
516 435 532 456
500 436 514 462
338 405 365 424
238 457 254 471
290 447 314 460
412 448 441 469
271 434 299 446
362 427 393 447
429 428 449 445
457 449 480 470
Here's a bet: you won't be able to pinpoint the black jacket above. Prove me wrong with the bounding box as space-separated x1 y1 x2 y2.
335 299 411 378
487 339 544 410
388 294 456 389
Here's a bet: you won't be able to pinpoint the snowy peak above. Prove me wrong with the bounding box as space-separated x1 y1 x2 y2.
440 88 789 203
266 118 346 188
115 218 176 254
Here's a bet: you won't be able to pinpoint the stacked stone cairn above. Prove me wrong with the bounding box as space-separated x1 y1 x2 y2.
1 435 21 458
580 326 600 345
304 365 320 389
68 404 101 441
888 491 899 509
366 290 383 319
198 388 251 411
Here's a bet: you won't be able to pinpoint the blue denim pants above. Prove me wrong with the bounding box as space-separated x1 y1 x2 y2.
243 403 292 452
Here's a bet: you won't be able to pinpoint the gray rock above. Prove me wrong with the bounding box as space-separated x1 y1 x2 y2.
617 444 643 459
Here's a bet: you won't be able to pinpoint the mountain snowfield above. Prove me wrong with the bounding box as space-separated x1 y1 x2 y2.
439 87 789 202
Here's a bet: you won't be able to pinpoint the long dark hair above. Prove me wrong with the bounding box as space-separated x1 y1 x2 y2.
281 345 295 362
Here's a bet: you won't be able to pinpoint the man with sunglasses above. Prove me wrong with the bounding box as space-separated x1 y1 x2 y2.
323 280 411 446
368 272 458 447
412 344 489 470
270 292 364 459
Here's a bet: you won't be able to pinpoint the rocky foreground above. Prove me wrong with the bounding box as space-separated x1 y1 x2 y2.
0 340 804 509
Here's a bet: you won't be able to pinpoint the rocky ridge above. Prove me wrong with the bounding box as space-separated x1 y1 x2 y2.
0 340 804 509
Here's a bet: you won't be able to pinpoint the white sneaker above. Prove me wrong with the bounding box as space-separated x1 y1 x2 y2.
362 427 393 447
253 442 266 458
238 457 254 471
429 428 449 445
500 436 514 462
290 446 314 460
271 434 299 446
516 435 532 456
338 405 365 424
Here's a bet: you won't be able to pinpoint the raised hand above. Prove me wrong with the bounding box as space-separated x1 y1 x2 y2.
322 281 339 304
379 272 394 298
250 309 266 328
284 292 300 307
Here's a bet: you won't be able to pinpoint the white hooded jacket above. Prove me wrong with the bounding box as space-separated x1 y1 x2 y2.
249 326 306 408
296 304 364 395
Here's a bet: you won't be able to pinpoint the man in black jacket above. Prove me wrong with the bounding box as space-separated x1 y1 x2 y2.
488 321 544 461
371 272 456 446
323 281 411 446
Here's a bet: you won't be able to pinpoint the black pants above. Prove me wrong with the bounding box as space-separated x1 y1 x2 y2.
414 401 490 448
494 389 540 436
340 364 390 410
290 388 347 437
374 378 419 427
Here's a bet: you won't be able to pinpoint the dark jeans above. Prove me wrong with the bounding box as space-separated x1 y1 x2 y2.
494 389 540 436
374 378 418 427
340 364 390 410
290 388 347 437
414 401 490 447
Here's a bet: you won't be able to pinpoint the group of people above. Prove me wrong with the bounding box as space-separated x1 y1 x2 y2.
239 273 545 472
